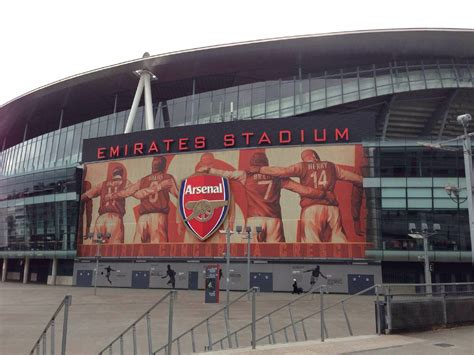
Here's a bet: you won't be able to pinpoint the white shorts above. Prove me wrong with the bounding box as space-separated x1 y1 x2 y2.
133 213 168 243
94 213 124 244
300 205 347 243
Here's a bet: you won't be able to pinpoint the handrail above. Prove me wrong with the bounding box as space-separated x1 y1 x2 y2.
255 284 378 343
153 287 258 355
99 290 175 355
30 295 72 355
209 285 324 348
381 281 474 288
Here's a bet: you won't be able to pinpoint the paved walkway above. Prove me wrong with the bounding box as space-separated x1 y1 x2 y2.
1 282 374 354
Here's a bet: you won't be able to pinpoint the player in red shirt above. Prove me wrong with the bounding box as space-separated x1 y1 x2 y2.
81 163 130 244
112 157 180 243
253 149 363 243
199 152 328 243
79 179 93 241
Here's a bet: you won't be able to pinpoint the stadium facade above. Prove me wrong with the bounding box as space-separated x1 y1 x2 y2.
1 29 474 292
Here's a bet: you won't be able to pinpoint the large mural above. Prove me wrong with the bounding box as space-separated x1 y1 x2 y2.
77 144 368 258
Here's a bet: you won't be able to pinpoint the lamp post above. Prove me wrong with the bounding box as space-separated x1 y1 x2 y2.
219 227 233 317
84 232 111 295
408 223 440 295
418 113 474 264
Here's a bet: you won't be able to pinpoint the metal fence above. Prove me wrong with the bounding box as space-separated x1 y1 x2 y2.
29 295 71 355
94 281 474 355
152 287 259 355
380 282 474 333
99 290 177 355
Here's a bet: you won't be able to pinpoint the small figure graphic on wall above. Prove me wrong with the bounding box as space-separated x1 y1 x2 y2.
304 265 327 290
162 264 176 289
102 265 116 285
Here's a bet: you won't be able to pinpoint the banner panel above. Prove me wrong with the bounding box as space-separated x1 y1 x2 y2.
78 144 369 258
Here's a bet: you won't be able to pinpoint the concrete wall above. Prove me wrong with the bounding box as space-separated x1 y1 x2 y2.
47 275 73 285
73 260 382 293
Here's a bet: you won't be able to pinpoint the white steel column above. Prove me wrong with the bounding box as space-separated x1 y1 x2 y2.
51 257 58 286
124 74 146 133
1 257 7 282
461 128 474 264
143 71 155 130
22 257 30 284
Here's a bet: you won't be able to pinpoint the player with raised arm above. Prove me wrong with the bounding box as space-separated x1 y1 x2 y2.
81 163 130 244
252 149 363 243
112 156 182 243
199 152 329 243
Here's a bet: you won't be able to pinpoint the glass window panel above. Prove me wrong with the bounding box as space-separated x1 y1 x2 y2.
197 93 211 124
98 116 108 137
265 81 280 118
251 84 265 119
280 79 295 117
381 188 406 198
116 111 126 134
47 134 60 169
381 198 406 208
224 88 238 122
89 121 99 138
295 76 310 114
63 129 75 165
237 85 252 120
407 198 432 209
55 131 67 167
70 124 82 164
407 188 432 198
210 90 224 123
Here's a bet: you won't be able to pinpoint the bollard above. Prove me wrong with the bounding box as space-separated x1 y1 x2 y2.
61 295 71 355
167 291 176 355
132 325 137 355
320 287 325 342
224 306 233 348
375 285 381 335
51 319 55 355
251 287 257 349
146 312 153 355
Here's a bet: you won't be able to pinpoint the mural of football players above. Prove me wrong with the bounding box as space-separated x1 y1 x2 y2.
254 149 363 243
183 153 237 243
199 152 328 243
112 156 181 243
81 162 130 244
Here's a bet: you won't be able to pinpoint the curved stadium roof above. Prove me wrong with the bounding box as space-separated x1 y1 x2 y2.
1 28 474 148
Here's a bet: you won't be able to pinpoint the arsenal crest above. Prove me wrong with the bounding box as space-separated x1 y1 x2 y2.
179 175 230 241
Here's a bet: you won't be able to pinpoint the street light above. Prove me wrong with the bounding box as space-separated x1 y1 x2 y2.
417 113 474 265
219 227 235 317
408 222 440 295
84 232 111 295
236 225 263 292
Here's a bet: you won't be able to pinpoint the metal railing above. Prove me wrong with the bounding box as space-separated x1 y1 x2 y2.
153 287 259 355
29 295 72 355
208 285 324 350
99 290 177 355
380 282 474 333
254 284 379 345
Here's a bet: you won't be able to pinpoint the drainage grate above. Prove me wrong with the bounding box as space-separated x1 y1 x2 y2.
433 343 454 348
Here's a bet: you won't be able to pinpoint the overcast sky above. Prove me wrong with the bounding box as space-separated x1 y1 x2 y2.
1 0 473 106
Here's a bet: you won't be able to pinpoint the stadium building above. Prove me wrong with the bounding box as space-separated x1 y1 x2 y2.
1 29 474 292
